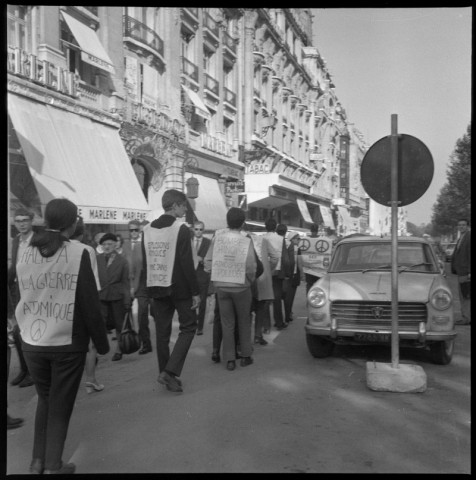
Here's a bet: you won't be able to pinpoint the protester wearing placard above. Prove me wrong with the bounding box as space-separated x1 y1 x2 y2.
283 231 303 323
97 233 131 361
123 219 152 355
8 207 35 388
143 189 200 393
205 208 258 371
15 198 109 474
192 220 212 336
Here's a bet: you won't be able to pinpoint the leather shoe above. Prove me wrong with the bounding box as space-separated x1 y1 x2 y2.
30 458 44 474
227 361 236 371
240 357 254 367
19 374 34 388
10 371 27 386
157 371 183 392
254 336 268 345
7 414 24 430
276 323 288 330
196 330 203 336
211 351 221 363
138 346 152 355
44 462 76 474
111 352 122 361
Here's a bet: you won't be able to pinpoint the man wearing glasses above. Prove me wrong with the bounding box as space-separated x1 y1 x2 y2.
192 221 211 336
7 208 35 388
123 219 152 354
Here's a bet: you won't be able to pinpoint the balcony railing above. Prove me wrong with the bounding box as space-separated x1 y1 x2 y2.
224 87 236 107
203 11 219 39
123 15 164 58
222 30 237 55
204 72 219 96
181 56 198 82
7 45 78 97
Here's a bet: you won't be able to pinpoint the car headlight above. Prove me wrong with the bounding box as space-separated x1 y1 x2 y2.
430 289 452 310
308 287 327 308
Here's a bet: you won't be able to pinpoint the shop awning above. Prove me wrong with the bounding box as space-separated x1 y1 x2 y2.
318 204 336 230
61 11 115 74
185 174 227 231
296 197 313 223
337 205 355 232
181 85 211 120
8 93 150 224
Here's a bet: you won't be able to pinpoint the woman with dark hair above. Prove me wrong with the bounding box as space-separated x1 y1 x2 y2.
15 198 109 474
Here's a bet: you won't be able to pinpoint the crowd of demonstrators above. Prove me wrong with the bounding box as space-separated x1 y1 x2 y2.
142 189 200 393
191 220 212 336
14 198 109 474
451 218 471 325
97 233 131 361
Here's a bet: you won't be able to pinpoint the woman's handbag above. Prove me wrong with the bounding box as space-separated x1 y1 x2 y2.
119 310 141 354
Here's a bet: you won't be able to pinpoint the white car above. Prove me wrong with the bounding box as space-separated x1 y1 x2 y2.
305 236 456 364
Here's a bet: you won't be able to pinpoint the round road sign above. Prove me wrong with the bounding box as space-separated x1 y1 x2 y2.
360 134 434 207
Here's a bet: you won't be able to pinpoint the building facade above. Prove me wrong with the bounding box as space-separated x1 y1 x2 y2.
7 6 369 240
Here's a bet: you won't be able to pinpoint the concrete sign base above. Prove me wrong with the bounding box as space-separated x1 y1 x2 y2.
366 362 427 393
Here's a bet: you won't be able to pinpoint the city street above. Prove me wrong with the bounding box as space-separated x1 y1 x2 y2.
6 264 470 474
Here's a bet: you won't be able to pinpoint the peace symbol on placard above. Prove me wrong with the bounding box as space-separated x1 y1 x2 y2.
30 319 47 342
315 240 330 253
298 238 311 251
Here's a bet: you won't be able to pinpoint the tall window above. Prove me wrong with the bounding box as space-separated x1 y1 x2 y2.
8 5 27 50
181 31 195 62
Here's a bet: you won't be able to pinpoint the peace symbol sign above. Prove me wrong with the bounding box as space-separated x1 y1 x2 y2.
298 238 311 251
315 240 330 253
30 319 47 342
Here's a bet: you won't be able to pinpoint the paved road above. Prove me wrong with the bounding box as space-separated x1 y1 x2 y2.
6 264 470 474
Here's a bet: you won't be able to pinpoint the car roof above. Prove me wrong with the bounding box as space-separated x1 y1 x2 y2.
336 235 430 245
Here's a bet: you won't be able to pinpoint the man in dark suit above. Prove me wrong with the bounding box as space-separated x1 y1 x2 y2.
7 208 35 388
97 233 131 360
143 189 200 393
192 221 211 335
123 220 152 354
451 218 471 325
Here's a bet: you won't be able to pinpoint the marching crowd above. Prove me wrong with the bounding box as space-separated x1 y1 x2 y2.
7 189 319 474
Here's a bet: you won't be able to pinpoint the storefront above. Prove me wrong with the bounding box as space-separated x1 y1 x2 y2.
8 90 150 242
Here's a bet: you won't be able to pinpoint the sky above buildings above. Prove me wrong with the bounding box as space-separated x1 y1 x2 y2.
312 7 472 226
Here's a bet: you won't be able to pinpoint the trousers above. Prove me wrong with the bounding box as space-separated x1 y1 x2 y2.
24 350 86 471
216 287 253 362
152 296 197 377
271 276 285 327
136 296 152 349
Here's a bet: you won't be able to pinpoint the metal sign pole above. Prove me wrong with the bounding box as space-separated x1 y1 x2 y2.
390 114 399 368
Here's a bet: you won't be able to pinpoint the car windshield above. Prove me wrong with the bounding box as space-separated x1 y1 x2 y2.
329 242 438 273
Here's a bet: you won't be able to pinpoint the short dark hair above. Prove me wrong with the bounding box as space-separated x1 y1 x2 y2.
100 232 118 244
265 218 277 232
14 207 34 219
310 223 318 233
457 218 470 226
162 189 187 211
276 224 288 236
226 207 246 229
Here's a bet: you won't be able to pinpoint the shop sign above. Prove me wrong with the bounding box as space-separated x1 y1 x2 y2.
78 206 149 224
245 162 270 174
225 181 245 195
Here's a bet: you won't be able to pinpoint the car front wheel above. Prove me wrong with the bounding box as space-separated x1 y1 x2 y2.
306 334 334 358
430 339 455 365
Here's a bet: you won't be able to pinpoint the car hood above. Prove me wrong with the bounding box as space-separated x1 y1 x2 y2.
326 271 441 302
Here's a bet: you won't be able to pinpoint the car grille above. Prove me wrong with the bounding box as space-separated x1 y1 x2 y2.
331 301 427 331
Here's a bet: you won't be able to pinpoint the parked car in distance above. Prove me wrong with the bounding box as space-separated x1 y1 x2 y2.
305 235 456 364
442 242 457 262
